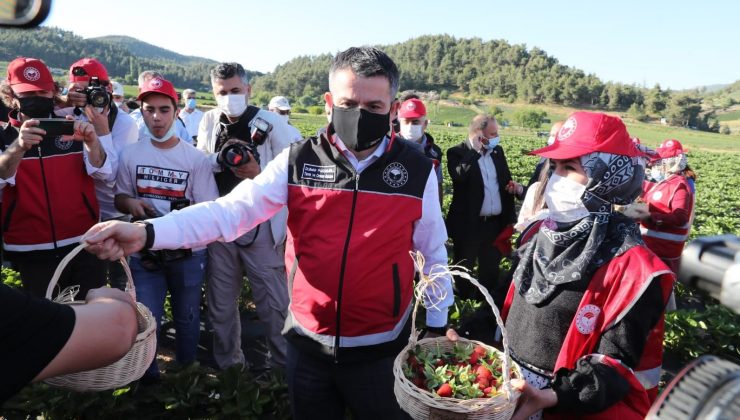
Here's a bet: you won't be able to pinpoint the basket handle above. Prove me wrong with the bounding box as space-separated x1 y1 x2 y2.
408 254 515 401
45 243 135 301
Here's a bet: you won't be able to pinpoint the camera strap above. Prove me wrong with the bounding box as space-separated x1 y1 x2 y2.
107 100 118 131
214 105 260 153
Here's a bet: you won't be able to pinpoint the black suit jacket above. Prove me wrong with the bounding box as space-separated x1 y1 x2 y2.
446 140 517 242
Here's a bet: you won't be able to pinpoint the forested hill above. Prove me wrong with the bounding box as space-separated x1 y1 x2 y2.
252 34 607 107
0 27 261 90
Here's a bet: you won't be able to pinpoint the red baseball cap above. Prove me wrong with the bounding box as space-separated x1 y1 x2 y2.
655 139 684 158
137 77 178 105
6 57 55 93
69 58 109 83
529 112 643 159
398 98 427 119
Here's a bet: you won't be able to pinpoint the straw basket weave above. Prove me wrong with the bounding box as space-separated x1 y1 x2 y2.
393 252 522 420
43 243 157 391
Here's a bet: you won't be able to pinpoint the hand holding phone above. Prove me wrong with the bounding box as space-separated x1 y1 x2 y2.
35 118 75 137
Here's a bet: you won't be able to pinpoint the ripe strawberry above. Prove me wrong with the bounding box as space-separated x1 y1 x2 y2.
475 376 489 388
483 386 493 396
437 383 453 397
473 345 488 357
468 351 479 364
476 365 493 381
413 377 426 389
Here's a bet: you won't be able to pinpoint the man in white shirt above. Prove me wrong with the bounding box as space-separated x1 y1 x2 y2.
82 47 453 420
179 89 203 144
63 58 139 289
195 62 294 373
268 95 303 143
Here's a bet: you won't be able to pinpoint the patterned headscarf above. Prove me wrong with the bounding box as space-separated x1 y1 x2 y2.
514 152 645 305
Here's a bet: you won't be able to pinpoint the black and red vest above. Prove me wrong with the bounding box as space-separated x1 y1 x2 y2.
284 133 432 362
2 114 99 255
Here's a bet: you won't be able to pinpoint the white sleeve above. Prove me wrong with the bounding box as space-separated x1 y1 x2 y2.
151 146 290 250
269 119 297 158
412 167 454 327
84 134 115 181
197 112 221 172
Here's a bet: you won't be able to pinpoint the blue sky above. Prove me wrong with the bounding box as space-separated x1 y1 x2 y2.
44 0 738 90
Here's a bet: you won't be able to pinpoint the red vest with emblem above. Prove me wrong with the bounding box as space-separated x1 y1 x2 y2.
639 175 694 270
503 246 674 419
284 134 431 351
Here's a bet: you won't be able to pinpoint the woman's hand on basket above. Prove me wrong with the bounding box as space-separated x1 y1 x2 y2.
510 378 558 420
82 221 147 261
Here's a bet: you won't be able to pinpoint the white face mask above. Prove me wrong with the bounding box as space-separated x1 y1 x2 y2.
545 173 590 223
216 94 248 117
547 135 556 145
113 101 123 109
146 119 177 143
400 124 423 142
650 167 665 182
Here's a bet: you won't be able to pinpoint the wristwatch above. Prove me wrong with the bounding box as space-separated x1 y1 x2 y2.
134 221 155 251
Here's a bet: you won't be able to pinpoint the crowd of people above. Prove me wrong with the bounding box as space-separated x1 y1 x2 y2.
0 46 697 420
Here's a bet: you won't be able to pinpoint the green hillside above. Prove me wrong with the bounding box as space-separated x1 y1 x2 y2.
93 35 216 66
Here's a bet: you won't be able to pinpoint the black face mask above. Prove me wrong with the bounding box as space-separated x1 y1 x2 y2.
331 106 390 152
18 96 54 119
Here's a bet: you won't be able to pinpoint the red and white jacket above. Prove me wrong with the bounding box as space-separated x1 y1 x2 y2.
1 114 108 254
639 175 694 271
503 245 674 419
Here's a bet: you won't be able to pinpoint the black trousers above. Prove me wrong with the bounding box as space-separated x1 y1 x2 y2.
14 248 107 299
451 217 507 303
286 342 409 420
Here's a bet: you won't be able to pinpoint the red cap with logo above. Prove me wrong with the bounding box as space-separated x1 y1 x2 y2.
69 58 109 83
7 57 55 93
398 98 427 119
137 77 178 105
529 111 643 159
655 139 684 158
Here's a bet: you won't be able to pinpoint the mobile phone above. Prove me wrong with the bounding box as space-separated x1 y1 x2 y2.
36 118 75 136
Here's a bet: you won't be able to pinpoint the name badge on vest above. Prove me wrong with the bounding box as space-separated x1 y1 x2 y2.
301 164 337 182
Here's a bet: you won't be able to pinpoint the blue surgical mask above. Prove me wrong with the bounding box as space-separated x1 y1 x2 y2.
484 136 500 150
186 98 197 109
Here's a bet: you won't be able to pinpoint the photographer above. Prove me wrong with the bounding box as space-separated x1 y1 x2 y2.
59 58 139 289
196 62 295 372
114 77 218 383
0 57 110 298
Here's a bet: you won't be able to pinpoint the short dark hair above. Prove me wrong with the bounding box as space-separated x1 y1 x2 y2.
210 62 249 85
329 47 399 98
398 90 420 102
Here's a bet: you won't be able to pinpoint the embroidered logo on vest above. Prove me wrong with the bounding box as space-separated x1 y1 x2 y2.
382 162 408 188
575 304 601 334
301 163 336 182
54 136 73 151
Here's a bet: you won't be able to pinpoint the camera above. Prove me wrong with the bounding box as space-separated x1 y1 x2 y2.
219 139 260 168
646 235 740 419
75 76 110 109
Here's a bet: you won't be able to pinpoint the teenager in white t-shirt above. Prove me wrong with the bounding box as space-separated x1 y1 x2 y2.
114 77 218 383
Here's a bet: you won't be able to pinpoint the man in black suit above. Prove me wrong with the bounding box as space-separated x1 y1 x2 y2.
446 114 523 302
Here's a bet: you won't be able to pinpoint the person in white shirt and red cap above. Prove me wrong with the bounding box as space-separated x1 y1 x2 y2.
268 95 303 143
501 112 675 420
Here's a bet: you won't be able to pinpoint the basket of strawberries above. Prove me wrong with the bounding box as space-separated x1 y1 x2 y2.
393 252 522 419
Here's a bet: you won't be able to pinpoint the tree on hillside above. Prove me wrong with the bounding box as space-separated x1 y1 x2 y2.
665 93 703 127
513 109 547 129
645 84 669 116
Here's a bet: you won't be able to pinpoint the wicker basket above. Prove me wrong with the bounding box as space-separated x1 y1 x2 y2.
393 255 522 420
43 243 157 391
